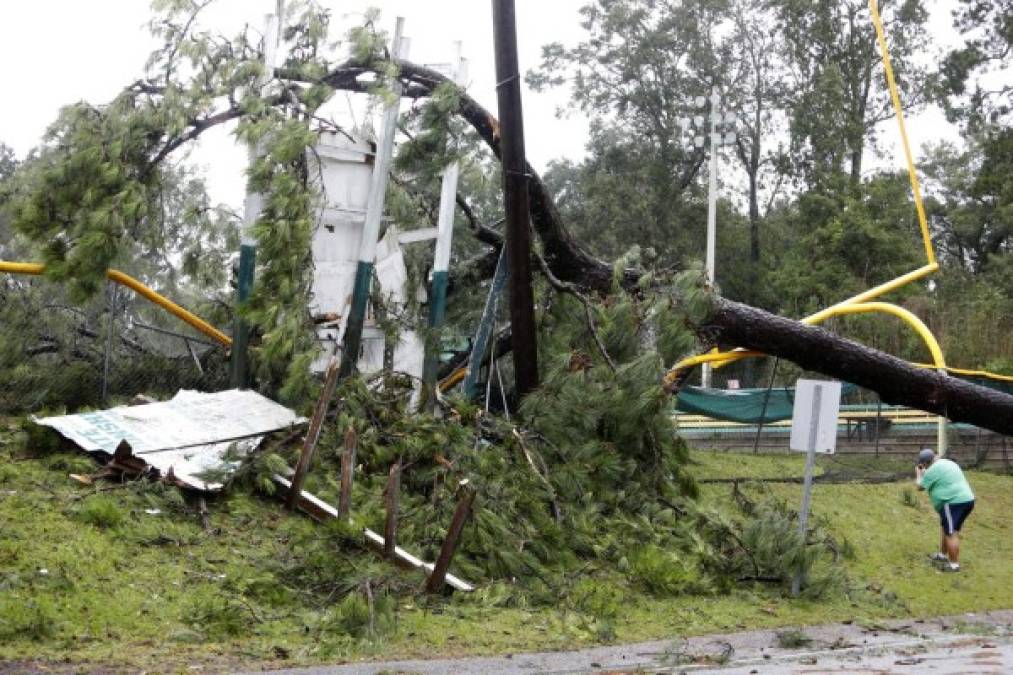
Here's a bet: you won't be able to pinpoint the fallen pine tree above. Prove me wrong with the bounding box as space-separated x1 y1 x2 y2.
674 290 1013 437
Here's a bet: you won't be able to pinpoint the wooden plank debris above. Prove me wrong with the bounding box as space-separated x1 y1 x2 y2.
384 459 401 559
338 426 357 518
425 480 476 594
287 356 341 509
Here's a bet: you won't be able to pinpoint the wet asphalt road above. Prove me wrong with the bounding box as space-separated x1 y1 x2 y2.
250 610 1012 675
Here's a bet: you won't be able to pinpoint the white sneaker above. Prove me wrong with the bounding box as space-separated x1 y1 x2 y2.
943 563 961 573
929 552 948 562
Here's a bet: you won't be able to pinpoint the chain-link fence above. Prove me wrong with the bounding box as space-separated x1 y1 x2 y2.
1 274 230 415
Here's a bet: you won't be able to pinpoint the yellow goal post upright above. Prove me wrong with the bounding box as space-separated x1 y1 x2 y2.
665 0 959 453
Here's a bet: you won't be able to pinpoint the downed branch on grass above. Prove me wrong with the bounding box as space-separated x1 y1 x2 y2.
511 428 562 523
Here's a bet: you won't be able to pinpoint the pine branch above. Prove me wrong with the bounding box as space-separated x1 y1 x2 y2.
534 251 617 373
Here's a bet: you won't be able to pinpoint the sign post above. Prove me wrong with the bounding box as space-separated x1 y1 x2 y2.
788 378 842 596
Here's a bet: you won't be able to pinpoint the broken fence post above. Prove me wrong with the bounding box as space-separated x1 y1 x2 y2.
287 356 341 510
384 459 401 559
425 480 475 594
272 473 474 592
338 425 357 519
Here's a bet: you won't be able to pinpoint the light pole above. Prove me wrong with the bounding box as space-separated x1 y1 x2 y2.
679 89 736 389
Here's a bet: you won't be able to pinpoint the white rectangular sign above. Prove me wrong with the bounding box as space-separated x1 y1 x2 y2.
789 379 842 454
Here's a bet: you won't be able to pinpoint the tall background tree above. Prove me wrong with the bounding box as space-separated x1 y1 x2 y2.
526 0 1010 381
774 0 931 189
938 0 1012 127
527 0 726 262
725 0 789 269
0 143 18 258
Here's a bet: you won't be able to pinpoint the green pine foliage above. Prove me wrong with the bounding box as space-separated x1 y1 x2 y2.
241 277 846 618
76 495 127 530
239 118 325 404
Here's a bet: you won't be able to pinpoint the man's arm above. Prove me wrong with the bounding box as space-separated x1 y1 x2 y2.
915 465 926 490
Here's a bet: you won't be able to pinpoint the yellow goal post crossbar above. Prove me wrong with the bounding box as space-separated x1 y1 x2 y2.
0 261 232 348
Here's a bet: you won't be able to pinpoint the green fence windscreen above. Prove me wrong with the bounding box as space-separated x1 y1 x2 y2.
675 384 857 424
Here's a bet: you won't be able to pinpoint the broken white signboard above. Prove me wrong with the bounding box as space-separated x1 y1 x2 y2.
34 389 306 492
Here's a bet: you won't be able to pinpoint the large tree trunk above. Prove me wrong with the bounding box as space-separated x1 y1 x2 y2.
691 297 1013 436
315 59 628 294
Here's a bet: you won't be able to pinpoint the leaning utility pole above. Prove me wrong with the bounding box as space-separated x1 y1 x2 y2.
492 0 539 397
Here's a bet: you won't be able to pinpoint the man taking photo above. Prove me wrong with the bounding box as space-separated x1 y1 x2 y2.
915 448 975 572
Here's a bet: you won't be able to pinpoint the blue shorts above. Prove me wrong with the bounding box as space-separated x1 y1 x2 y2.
939 500 974 535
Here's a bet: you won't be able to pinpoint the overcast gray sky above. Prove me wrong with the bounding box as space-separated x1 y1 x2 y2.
0 0 970 209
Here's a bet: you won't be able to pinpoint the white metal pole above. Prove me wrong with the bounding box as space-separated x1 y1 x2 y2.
339 18 408 379
702 90 720 389
242 10 281 247
232 9 282 387
792 384 822 597
360 20 407 269
422 45 468 408
937 368 948 455
432 46 468 276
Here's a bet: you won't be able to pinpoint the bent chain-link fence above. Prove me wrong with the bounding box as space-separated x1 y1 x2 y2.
1 275 230 415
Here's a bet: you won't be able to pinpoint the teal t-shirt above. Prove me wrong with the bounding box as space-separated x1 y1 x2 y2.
921 458 974 511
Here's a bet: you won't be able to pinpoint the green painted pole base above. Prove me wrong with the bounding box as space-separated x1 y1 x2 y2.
339 260 375 380
231 244 256 389
422 270 449 412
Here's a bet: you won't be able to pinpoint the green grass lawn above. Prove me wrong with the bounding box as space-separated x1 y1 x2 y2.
1 424 1010 672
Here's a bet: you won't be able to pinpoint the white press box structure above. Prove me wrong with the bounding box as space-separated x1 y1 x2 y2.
306 131 425 377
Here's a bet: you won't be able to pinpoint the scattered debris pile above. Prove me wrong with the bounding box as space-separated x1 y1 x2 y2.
24 287 856 629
